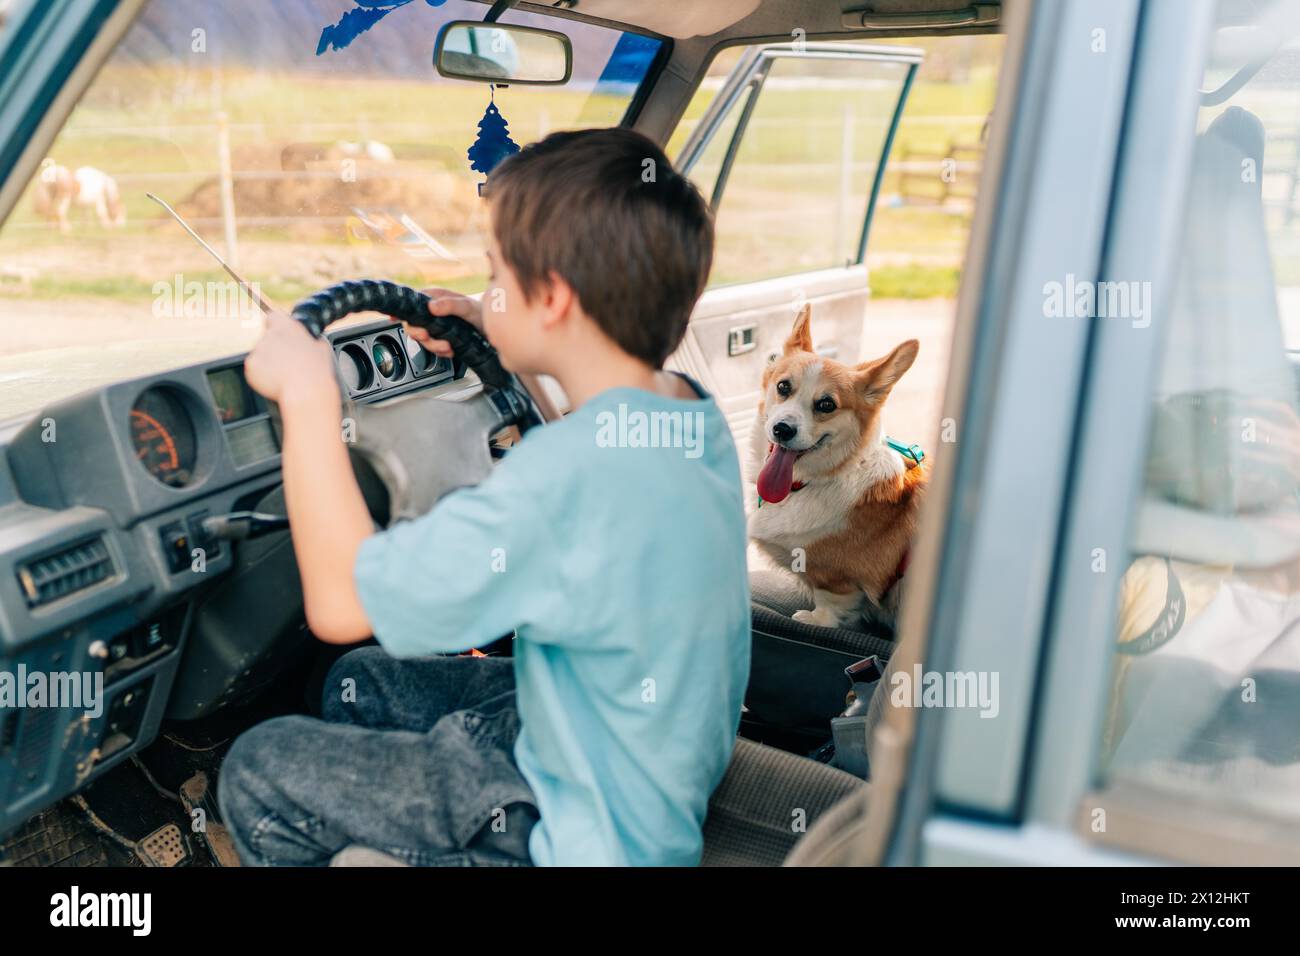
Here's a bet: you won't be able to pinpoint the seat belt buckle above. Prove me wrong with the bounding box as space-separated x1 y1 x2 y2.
828 654 886 779
842 654 884 718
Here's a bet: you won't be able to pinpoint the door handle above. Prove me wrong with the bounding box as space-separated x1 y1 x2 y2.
728 324 758 356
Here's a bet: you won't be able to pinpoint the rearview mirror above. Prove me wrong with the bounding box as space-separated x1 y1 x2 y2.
434 21 573 86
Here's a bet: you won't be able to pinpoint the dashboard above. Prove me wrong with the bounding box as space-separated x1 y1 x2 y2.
123 321 456 494
0 318 467 837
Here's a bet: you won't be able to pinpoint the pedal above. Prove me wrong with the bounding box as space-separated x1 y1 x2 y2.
134 823 189 867
179 771 241 867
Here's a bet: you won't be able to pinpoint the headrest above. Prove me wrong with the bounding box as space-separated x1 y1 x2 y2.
1132 107 1300 567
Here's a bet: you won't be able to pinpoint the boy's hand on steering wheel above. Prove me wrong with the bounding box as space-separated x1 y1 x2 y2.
245 308 337 407
402 287 484 359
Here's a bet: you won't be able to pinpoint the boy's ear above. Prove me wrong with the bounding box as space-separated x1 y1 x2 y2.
538 269 576 329
782 304 814 356
856 339 919 402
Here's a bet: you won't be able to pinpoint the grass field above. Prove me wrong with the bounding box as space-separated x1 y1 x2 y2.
2 38 999 292
667 39 1000 287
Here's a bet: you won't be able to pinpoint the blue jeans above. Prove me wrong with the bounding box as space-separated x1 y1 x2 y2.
217 647 538 866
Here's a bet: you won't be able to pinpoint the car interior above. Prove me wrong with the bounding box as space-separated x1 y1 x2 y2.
0 0 1008 868
7 0 1294 870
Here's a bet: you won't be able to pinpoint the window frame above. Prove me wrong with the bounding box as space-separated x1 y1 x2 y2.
904 0 1300 867
877 0 1148 863
1057 1 1300 865
674 42 922 272
1023 0 1215 835
915 0 1145 824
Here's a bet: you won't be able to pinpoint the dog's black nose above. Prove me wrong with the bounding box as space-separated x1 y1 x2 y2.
772 421 797 443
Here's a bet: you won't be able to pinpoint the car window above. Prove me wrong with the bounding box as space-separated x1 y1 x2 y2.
681 49 913 289
675 38 1000 298
0 0 662 420
1097 0 1300 830
672 37 1002 452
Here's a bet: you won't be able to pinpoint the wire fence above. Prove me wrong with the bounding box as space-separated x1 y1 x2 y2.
11 112 989 244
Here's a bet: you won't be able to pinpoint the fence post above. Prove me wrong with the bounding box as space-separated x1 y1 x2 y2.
217 111 239 268
835 101 856 265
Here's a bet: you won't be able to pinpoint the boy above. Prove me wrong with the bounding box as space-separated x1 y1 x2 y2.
217 128 751 867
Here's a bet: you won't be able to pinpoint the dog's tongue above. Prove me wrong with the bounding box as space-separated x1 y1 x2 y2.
758 445 799 503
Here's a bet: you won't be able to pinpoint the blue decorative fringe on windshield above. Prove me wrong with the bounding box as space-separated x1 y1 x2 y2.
318 0 447 55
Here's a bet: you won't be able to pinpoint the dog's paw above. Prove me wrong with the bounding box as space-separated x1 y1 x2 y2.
793 608 839 628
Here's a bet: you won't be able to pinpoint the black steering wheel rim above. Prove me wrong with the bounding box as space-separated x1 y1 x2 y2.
291 279 540 432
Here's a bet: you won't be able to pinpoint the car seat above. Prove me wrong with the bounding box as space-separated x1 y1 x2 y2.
1105 104 1300 788
745 568 897 743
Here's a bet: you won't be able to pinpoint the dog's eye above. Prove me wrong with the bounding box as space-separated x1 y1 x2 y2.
776 379 792 396
814 397 837 414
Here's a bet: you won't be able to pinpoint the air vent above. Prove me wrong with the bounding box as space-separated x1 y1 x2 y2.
16 538 115 608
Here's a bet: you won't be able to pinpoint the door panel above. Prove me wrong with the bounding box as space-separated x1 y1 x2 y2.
680 265 870 452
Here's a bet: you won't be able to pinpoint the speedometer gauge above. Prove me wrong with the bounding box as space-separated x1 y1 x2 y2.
130 388 197 488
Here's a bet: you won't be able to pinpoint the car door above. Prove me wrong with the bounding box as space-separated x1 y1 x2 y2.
667 43 920 451
870 0 1300 868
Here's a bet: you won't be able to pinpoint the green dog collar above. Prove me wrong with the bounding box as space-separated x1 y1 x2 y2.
885 436 925 466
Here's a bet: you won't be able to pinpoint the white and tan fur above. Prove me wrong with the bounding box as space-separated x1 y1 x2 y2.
32 160 125 232
748 305 928 631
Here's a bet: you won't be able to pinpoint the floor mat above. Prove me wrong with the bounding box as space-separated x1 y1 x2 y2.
0 802 118 867
1 644 365 867
1 701 279 867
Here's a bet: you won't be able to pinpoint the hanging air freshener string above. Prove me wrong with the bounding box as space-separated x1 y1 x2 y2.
468 84 521 194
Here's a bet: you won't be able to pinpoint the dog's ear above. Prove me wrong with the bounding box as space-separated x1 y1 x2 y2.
856 339 919 402
782 304 814 355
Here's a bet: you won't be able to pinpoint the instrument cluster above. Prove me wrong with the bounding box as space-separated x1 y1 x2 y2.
332 322 457 399
127 367 277 490
129 388 198 488
125 321 459 490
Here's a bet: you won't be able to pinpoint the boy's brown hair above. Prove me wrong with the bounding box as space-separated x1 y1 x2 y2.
483 127 714 368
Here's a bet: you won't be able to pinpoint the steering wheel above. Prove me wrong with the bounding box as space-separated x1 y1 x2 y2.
286 280 542 523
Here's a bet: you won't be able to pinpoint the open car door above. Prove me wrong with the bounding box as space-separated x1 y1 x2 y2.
669 43 920 450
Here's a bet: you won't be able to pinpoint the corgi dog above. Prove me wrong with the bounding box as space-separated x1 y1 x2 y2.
748 305 928 631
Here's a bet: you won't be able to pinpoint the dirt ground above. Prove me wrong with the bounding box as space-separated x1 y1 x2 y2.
860 297 957 453
0 295 960 427
0 298 259 420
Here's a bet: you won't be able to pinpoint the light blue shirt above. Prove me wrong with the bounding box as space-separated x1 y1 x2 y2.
353 380 750 866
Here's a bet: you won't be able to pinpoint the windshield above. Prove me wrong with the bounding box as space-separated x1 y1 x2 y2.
0 0 662 419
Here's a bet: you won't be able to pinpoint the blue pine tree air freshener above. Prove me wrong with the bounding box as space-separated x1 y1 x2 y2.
317 0 447 55
468 90 521 194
